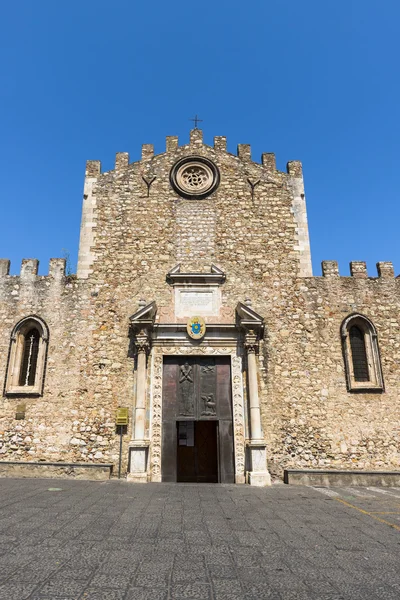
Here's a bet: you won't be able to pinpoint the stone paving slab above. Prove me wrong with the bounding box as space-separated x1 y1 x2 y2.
0 479 399 599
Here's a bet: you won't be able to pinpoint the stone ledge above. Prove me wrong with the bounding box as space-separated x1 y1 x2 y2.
284 469 400 487
0 461 113 481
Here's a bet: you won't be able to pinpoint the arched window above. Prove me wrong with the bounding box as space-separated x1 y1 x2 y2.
341 314 383 392
5 316 49 396
18 328 40 386
349 326 369 382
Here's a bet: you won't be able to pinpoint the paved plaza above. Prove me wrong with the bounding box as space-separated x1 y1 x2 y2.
0 479 399 599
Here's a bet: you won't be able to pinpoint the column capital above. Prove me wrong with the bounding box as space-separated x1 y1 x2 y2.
135 329 151 355
244 330 259 354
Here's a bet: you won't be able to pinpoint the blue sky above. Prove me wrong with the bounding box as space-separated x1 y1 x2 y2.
1 1 399 276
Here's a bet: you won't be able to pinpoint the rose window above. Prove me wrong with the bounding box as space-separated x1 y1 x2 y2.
182 166 209 191
170 157 220 199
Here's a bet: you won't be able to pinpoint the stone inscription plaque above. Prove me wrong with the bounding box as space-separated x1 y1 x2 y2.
181 291 213 312
175 289 219 317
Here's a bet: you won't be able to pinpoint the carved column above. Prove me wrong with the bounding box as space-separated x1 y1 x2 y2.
246 332 263 442
133 330 150 441
127 328 151 483
245 330 271 486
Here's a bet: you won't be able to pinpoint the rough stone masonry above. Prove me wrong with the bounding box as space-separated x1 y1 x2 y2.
0 128 399 483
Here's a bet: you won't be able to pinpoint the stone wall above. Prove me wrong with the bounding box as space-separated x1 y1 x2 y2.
260 263 400 477
0 260 122 466
0 130 398 479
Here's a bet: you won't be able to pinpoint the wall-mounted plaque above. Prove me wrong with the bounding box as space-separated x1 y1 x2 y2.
175 288 220 318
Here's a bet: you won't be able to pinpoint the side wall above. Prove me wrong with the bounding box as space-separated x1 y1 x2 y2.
261 263 400 476
0 260 128 465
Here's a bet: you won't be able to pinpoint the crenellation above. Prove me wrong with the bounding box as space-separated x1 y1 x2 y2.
190 129 203 146
141 144 154 160
214 136 227 152
0 259 10 277
287 161 303 177
261 153 276 172
377 261 395 278
321 260 339 277
115 152 129 170
350 261 367 278
49 258 66 280
166 136 179 152
237 144 251 162
321 260 398 280
85 160 101 178
0 259 69 282
20 259 39 280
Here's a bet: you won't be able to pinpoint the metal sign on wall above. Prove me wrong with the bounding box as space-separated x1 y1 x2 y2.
115 407 129 425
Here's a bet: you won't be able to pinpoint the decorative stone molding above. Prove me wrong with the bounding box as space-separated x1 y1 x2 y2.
149 346 246 484
5 316 49 396
167 263 226 286
135 329 151 355
130 301 157 354
244 330 259 354
236 301 264 335
167 265 226 319
129 300 157 330
341 313 384 392
170 156 220 200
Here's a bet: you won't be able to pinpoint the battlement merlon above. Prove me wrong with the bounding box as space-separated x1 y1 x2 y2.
287 161 303 178
85 160 101 178
0 259 66 281
0 259 10 277
115 152 129 171
84 131 307 176
321 261 396 279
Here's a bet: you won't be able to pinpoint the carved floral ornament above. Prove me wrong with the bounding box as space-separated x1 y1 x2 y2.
170 156 220 200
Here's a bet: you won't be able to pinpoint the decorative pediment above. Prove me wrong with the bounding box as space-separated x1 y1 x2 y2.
129 301 157 329
236 302 264 335
210 264 225 276
166 264 226 286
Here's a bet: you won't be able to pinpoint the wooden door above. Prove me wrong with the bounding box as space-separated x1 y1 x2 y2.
162 356 235 483
195 421 218 483
176 421 218 483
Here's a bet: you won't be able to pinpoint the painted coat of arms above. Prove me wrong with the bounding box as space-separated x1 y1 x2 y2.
187 315 206 340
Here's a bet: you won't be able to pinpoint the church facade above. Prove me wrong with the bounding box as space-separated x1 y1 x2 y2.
0 129 399 484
